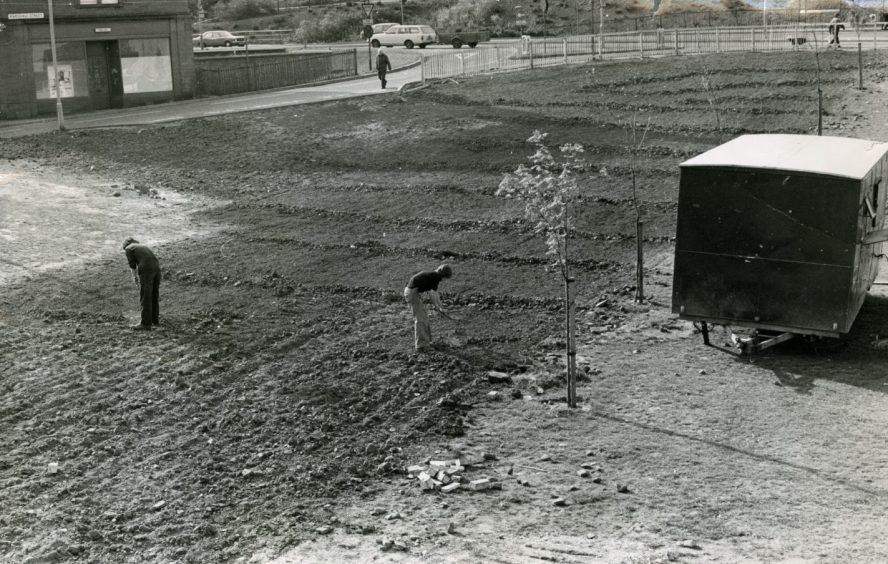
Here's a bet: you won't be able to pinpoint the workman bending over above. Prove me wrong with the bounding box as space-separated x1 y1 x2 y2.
404 264 453 351
123 237 161 330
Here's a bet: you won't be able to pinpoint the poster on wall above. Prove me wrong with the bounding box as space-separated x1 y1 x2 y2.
47 64 75 98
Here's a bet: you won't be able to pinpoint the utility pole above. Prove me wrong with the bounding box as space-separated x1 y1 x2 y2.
599 0 604 35
47 0 65 130
400 0 404 24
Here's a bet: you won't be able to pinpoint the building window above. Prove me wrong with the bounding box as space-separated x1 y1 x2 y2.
79 0 120 5
32 43 88 99
119 39 173 94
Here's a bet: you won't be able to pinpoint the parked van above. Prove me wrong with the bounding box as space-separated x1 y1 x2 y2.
370 24 437 49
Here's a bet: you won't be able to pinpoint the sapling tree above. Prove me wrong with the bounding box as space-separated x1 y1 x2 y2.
628 113 650 303
497 130 584 408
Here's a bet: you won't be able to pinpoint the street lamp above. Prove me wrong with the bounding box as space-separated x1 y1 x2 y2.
47 0 65 130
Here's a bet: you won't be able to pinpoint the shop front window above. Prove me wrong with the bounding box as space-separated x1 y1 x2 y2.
32 43 88 99
119 39 173 94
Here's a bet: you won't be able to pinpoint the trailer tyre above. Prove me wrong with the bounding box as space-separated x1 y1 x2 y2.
451 38 463 48
468 42 478 48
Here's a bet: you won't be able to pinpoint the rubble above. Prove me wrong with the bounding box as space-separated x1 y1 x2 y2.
406 455 498 494
487 371 512 384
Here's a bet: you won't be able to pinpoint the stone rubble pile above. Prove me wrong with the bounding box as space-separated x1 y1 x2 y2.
406 457 502 494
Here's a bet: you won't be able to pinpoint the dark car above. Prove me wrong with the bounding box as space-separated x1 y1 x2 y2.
193 30 246 48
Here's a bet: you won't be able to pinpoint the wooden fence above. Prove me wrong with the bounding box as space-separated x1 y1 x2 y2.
421 24 888 80
195 50 358 96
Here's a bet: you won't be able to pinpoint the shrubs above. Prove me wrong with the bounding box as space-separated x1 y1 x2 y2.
217 0 277 21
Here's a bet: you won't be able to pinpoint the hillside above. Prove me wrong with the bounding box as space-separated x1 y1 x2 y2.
197 0 887 41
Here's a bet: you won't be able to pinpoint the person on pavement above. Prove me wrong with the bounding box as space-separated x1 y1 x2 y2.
376 47 392 89
403 264 453 351
829 14 842 48
123 237 161 330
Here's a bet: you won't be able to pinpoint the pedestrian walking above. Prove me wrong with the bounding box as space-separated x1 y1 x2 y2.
829 14 842 48
123 237 161 330
403 264 453 351
376 47 392 89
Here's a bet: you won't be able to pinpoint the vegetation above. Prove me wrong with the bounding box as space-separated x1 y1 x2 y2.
191 0 883 42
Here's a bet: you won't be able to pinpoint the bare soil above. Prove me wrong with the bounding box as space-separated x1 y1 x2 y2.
2 50 888 564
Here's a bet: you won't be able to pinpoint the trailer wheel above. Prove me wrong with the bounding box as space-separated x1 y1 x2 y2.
404 40 414 49
468 42 478 48
451 38 463 48
371 39 380 48
419 44 427 49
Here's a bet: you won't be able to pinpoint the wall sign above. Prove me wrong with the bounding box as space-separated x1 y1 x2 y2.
95 27 112 33
8 13 45 20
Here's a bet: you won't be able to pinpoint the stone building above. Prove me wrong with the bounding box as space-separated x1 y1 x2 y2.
0 0 194 119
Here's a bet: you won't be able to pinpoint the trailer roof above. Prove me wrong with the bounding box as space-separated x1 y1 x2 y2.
681 134 888 179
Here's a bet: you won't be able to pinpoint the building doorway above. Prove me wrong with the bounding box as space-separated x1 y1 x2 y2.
86 41 123 110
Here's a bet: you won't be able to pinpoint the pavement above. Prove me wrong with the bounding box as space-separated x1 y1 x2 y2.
0 62 423 139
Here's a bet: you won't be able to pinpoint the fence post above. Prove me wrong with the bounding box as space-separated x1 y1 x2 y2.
858 42 863 90
716 27 720 53
496 46 501 69
459 53 464 76
695 29 699 52
597 35 602 59
529 40 534 69
563 38 567 64
639 31 644 59
421 52 426 84
751 27 756 52
353 49 358 77
674 29 679 55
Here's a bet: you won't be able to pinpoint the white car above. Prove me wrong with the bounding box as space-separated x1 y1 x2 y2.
370 25 437 49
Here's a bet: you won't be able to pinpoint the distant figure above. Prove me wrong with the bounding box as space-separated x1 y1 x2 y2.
829 15 842 48
123 237 161 330
376 47 392 89
404 264 453 351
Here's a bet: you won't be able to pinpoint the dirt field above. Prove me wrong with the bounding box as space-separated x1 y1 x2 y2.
3 49 888 564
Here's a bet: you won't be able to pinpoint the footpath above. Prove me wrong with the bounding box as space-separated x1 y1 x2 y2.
0 62 422 139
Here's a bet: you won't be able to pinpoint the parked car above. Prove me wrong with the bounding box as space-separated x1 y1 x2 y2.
193 30 246 48
370 24 437 49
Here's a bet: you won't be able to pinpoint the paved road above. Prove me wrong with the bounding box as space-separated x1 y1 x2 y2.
0 63 423 139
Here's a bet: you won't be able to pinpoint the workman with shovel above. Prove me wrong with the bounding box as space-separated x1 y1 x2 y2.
123 237 161 330
404 264 453 351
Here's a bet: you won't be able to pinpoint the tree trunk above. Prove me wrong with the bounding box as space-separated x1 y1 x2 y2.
565 275 577 408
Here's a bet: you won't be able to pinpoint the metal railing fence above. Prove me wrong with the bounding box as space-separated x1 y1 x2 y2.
196 50 358 96
421 24 888 81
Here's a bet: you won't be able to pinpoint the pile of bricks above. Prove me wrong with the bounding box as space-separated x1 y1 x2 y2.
406 458 501 493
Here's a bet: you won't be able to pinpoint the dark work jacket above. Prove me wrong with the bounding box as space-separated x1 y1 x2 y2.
407 270 443 293
125 244 160 274
377 53 392 72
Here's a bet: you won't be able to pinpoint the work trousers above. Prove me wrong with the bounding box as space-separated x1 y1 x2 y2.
404 287 431 350
378 69 388 89
138 268 161 327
